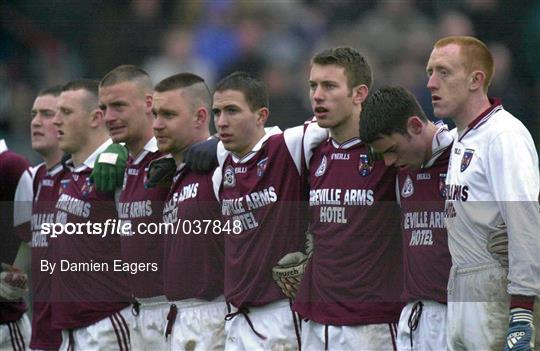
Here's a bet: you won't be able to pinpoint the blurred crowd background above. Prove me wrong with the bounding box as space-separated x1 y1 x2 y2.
1 0 539 163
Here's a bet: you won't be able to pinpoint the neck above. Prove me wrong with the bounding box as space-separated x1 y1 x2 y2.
423 122 439 163
331 109 360 144
42 149 64 170
237 128 265 158
127 130 154 157
72 133 109 167
454 94 491 131
173 131 211 166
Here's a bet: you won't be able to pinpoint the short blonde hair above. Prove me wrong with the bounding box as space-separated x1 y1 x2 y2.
434 36 494 92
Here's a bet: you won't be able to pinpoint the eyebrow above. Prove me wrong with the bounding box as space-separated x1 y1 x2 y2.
380 144 396 154
153 107 177 115
213 104 238 112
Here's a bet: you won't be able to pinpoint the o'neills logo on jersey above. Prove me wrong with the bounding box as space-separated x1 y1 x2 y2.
223 165 236 188
358 154 373 177
401 175 414 198
439 173 447 198
315 155 327 177
257 157 268 177
460 149 475 172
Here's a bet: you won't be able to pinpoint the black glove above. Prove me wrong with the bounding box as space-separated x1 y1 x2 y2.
144 157 176 188
184 136 219 172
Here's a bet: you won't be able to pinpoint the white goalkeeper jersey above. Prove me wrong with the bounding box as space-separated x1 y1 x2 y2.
444 99 540 296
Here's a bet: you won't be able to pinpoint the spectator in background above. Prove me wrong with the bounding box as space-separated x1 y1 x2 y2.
143 27 216 86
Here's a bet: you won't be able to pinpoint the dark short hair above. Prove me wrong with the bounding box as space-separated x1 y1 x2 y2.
312 47 372 91
359 86 428 144
62 79 99 97
155 73 212 111
214 71 268 112
62 79 100 110
100 65 153 91
38 85 63 97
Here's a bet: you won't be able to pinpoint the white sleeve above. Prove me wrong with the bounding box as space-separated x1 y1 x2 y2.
283 126 305 175
486 130 540 296
212 167 222 202
302 119 329 168
217 142 228 168
13 168 33 227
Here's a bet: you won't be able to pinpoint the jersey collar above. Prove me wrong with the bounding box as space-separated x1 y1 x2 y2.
65 139 113 172
0 139 7 154
231 126 282 164
47 162 64 176
330 137 361 150
458 98 502 141
131 137 159 165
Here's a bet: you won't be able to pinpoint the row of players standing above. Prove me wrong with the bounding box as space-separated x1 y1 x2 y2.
1 35 539 351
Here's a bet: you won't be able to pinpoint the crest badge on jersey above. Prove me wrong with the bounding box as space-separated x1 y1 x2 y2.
439 173 447 198
59 179 71 195
401 175 414 198
460 149 475 172
358 154 373 177
257 157 268 177
223 165 236 188
315 155 327 177
81 177 94 198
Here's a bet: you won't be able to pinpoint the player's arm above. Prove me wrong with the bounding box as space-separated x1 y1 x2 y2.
284 118 328 175
1 163 32 301
486 129 540 351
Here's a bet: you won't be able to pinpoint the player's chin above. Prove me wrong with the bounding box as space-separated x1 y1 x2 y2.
315 119 332 129
110 134 125 143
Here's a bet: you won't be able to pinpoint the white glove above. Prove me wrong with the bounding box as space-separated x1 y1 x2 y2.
0 264 28 300
487 224 508 267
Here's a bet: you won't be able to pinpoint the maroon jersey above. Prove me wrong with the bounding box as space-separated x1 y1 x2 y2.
118 139 168 298
398 146 452 304
217 129 308 308
29 163 65 349
294 137 403 325
0 140 30 323
51 145 130 329
162 164 224 301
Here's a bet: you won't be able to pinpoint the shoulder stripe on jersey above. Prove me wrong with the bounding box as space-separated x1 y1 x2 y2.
459 98 502 141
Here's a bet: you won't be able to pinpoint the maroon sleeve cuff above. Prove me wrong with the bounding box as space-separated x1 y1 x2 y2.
510 295 535 310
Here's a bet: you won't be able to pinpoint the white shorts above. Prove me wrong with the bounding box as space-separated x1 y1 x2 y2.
447 262 540 351
396 300 446 351
225 299 300 351
447 262 509 351
168 296 227 351
130 296 169 351
301 319 398 351
59 306 134 351
0 314 31 351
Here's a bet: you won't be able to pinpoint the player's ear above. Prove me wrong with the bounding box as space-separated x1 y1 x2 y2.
145 94 153 114
90 108 104 128
256 107 269 127
195 107 208 126
469 70 485 91
352 84 369 105
406 116 424 136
